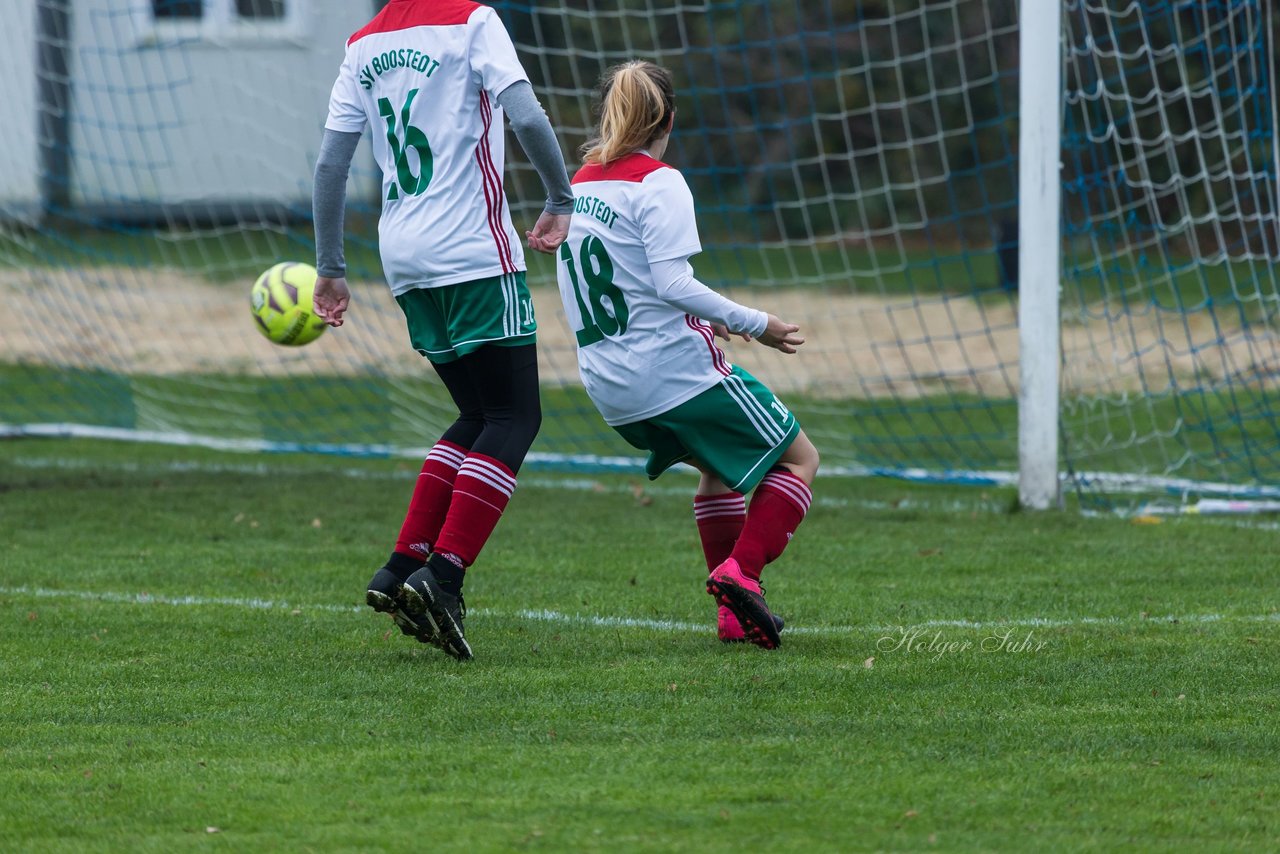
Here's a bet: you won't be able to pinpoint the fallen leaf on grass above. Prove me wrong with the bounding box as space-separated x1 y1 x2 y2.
863 657 875 669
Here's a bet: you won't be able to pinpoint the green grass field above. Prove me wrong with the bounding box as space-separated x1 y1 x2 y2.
1 437 1277 850
8 359 1280 497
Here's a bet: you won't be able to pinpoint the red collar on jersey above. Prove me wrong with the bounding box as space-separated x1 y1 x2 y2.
349 0 480 45
572 152 671 185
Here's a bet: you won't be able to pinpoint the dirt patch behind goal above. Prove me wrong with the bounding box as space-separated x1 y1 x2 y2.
4 266 1277 399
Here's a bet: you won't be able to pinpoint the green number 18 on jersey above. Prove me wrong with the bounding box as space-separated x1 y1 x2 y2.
560 236 629 347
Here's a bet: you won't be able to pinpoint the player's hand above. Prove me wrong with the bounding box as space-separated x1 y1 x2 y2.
757 314 804 354
710 322 752 343
526 211 571 254
313 276 351 327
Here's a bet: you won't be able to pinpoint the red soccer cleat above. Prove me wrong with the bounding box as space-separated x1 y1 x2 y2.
718 606 785 643
706 558 783 649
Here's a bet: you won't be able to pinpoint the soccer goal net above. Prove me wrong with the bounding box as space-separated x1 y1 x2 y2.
2 0 1277 508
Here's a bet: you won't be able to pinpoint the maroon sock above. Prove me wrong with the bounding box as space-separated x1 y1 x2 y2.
693 492 746 571
432 453 516 567
730 468 813 581
393 440 468 559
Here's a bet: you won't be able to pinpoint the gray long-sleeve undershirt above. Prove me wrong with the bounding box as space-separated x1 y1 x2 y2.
313 130 360 278
500 81 574 216
313 81 572 278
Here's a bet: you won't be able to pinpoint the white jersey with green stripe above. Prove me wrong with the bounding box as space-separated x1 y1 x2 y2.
559 151 737 426
325 0 526 295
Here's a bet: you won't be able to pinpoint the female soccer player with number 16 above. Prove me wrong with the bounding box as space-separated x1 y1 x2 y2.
311 0 573 661
557 61 820 649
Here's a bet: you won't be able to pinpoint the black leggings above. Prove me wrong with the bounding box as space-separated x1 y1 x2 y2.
431 343 542 474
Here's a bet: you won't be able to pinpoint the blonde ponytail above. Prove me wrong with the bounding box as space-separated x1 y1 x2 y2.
582 61 675 165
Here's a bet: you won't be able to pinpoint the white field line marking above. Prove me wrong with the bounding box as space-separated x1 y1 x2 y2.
16 458 1280 527
20 454 1280 526
11 422 1280 500
2 586 1276 636
20 452 1280 527
21 454 1280 523
7 456 1010 515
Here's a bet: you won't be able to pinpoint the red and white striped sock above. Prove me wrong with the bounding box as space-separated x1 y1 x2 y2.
730 468 813 581
693 492 746 571
393 440 467 560
432 453 517 567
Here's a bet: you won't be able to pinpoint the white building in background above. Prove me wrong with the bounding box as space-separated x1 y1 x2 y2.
0 0 378 224
0 2 41 221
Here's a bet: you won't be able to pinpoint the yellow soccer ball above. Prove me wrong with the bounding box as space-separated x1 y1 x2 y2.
249 262 327 346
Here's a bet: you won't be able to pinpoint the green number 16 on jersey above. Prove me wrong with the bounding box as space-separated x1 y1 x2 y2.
560 236 629 347
378 88 432 200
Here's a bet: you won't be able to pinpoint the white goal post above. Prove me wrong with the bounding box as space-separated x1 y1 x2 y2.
1018 0 1063 510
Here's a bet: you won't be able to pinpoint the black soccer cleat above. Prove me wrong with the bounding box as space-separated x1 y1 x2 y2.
367 558 429 641
706 558 782 650
718 606 785 644
398 565 472 661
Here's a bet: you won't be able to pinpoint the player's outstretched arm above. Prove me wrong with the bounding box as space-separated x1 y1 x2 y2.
755 314 804 354
650 257 773 342
497 82 573 254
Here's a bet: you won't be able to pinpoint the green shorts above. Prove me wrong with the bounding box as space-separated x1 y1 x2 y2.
395 271 535 363
613 366 800 493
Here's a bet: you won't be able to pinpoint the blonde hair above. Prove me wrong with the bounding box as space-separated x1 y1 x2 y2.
581 61 675 165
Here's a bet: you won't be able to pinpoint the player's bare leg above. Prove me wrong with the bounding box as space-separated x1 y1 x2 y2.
774 429 820 486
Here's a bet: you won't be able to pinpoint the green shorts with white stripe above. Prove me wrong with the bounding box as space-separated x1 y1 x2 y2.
395 271 535 363
612 366 800 494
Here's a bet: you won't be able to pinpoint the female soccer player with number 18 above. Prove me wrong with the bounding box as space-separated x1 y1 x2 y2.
556 61 821 649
